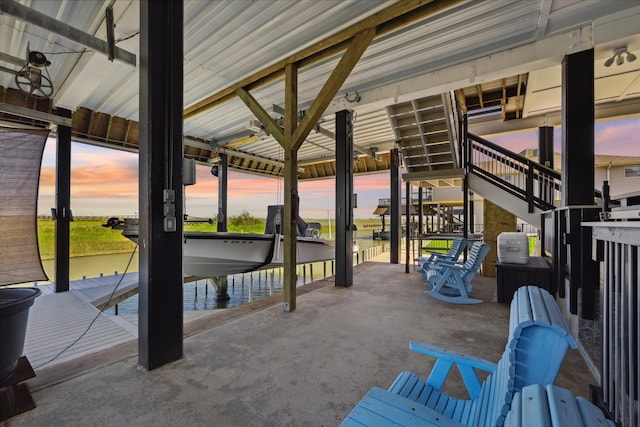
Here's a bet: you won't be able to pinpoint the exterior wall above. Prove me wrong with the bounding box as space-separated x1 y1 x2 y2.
432 186 464 201
594 164 640 197
483 199 517 277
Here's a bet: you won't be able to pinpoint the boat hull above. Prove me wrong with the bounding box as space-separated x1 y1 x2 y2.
123 231 335 278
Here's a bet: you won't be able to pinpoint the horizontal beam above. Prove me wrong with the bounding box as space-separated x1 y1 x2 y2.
0 51 26 67
271 103 374 158
0 101 72 127
402 168 465 182
0 0 136 66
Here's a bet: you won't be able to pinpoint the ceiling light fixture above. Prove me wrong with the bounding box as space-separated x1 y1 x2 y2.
604 47 637 67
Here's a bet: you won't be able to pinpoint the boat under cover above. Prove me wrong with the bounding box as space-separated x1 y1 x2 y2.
105 205 337 278
121 229 335 278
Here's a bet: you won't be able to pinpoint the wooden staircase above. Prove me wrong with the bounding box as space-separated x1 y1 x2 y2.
386 94 463 182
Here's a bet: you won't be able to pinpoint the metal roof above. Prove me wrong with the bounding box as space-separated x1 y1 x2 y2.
1 0 640 181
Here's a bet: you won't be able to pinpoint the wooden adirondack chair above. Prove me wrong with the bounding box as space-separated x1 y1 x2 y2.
341 286 579 427
424 242 490 304
417 237 468 271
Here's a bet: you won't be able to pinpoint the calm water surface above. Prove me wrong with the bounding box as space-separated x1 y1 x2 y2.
37 237 387 315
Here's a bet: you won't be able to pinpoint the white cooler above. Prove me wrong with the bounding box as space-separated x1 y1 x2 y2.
497 232 529 264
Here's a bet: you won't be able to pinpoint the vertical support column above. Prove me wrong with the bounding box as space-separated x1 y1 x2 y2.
54 108 72 293
561 49 596 318
538 126 554 168
469 193 475 234
282 62 298 312
138 0 184 370
282 147 298 311
335 109 354 287
483 200 516 277
390 148 401 264
405 181 411 273
562 50 594 205
539 126 554 205
417 187 423 235
216 153 228 232
462 114 470 242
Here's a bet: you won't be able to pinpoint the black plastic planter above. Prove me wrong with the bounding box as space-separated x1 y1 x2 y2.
0 288 41 382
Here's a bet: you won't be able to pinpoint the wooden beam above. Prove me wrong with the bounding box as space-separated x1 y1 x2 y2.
282 62 299 311
183 0 462 119
292 28 375 149
235 88 284 144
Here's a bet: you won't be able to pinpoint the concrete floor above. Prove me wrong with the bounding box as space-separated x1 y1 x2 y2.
11 257 595 426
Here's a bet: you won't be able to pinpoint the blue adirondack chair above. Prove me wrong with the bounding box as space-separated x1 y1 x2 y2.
417 237 468 271
424 241 491 304
341 286 579 427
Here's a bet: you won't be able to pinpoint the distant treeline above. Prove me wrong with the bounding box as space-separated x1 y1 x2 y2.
36 214 383 259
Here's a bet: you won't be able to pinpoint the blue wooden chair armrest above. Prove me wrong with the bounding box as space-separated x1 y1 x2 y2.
340 387 467 427
409 341 497 399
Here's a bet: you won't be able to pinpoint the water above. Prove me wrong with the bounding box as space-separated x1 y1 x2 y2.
36 237 386 316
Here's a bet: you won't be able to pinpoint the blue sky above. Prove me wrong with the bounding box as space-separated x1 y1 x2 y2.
37 116 640 219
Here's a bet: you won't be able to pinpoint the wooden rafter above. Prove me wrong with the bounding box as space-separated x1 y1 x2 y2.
292 28 375 150
235 88 284 143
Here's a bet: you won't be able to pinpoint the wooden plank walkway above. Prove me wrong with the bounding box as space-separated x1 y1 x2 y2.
23 273 225 371
24 291 137 370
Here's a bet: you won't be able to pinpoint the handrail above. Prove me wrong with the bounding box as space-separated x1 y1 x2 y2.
466 132 561 212
468 133 560 179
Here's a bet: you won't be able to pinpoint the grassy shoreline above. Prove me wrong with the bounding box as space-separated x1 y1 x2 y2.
37 218 536 259
37 217 385 259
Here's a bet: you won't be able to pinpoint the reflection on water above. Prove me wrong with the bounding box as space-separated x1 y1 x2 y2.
104 270 291 315
38 237 386 315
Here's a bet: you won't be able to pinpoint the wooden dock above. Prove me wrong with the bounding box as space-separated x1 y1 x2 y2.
24 291 137 370
24 274 140 371
23 273 225 371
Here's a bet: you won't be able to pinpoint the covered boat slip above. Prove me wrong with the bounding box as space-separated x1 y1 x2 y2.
14 259 594 425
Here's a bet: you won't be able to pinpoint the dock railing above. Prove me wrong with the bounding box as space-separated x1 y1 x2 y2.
587 221 639 427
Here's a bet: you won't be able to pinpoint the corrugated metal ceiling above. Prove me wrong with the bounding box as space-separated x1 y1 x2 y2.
1 0 640 180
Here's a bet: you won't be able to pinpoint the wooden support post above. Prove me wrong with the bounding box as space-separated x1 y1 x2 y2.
235 31 374 311
282 62 298 312
390 148 400 264
216 153 228 232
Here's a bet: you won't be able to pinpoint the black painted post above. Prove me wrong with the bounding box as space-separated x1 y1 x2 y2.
217 153 228 232
138 0 184 370
538 126 554 169
54 108 72 293
405 182 410 273
538 126 554 204
561 49 596 318
390 148 400 264
335 110 353 287
417 187 423 235
562 50 594 206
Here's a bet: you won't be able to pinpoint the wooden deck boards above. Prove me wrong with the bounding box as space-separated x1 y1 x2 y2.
22 273 223 371
24 291 137 370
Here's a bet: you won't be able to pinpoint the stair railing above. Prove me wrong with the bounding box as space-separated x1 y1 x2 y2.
465 132 561 212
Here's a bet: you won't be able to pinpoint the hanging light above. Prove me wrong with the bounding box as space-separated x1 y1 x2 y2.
604 47 637 67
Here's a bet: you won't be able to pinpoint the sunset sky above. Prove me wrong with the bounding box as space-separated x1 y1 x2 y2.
37 116 640 220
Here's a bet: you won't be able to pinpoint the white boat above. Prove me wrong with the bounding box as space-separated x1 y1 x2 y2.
104 206 336 278
120 229 335 278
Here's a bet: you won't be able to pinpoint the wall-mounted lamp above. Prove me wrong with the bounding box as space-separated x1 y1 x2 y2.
604 47 637 67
